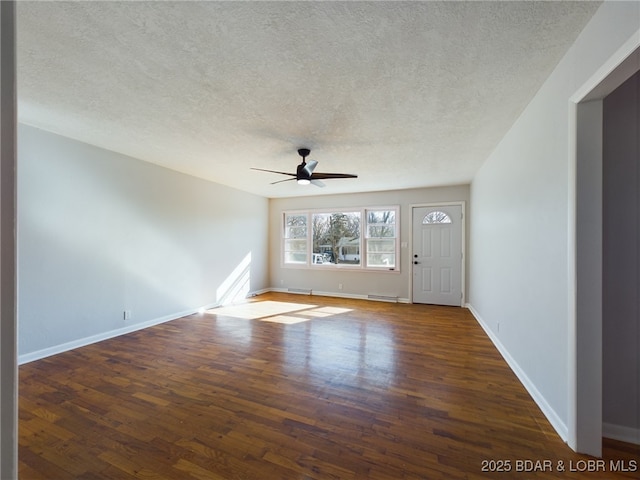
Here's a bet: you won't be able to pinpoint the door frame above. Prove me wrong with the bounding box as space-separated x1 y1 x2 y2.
409 201 466 305
569 31 640 456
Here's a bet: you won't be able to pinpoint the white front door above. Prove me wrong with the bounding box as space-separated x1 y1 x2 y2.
412 205 463 306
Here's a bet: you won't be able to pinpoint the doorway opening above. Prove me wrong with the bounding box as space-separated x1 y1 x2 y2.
572 37 640 456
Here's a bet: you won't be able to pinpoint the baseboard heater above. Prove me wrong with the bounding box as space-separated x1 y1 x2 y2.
367 294 398 303
288 288 312 295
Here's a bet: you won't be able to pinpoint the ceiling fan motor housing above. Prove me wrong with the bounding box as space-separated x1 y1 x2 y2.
296 148 312 181
297 162 311 181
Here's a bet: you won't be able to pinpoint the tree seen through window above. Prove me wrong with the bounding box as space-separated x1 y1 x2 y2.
312 212 360 265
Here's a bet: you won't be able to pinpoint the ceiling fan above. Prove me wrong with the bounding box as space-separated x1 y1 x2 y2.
251 148 358 187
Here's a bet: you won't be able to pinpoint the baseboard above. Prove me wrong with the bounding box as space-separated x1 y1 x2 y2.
466 303 569 443
248 288 271 297
18 301 219 365
267 287 409 304
603 422 640 445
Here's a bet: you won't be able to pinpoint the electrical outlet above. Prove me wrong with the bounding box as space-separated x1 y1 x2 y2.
124 310 132 321
338 283 343 290
497 322 500 333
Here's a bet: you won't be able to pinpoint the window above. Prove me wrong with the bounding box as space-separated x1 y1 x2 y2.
365 210 397 268
282 206 399 271
283 213 308 264
423 211 451 224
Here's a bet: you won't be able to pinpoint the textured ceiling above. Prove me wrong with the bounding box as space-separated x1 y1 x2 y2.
17 1 601 198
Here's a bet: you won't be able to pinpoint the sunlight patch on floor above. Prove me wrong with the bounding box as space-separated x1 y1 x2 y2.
208 300 352 323
209 300 316 320
260 315 310 325
303 306 353 317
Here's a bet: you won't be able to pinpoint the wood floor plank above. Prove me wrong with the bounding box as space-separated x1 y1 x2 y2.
19 292 639 479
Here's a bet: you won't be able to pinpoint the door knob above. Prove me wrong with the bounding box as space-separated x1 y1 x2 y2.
413 254 418 258
413 261 420 265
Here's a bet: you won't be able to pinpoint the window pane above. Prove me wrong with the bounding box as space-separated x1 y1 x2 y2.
367 253 395 268
286 214 307 227
284 252 307 264
367 239 396 253
312 212 360 265
284 238 307 264
368 225 396 238
285 214 307 237
284 239 307 252
423 211 452 224
286 226 307 238
367 210 396 224
367 239 395 268
367 210 396 239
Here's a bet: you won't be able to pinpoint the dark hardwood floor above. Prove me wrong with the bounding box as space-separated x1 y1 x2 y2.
19 292 639 479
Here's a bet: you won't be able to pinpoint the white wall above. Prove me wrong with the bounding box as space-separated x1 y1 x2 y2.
269 185 469 301
603 70 640 441
18 124 269 361
469 1 640 445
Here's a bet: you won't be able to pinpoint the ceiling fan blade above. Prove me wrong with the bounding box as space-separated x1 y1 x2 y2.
311 179 326 188
310 172 358 180
270 177 297 185
250 167 296 177
302 160 318 178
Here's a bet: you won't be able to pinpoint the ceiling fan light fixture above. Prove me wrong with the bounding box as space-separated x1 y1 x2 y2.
297 178 311 185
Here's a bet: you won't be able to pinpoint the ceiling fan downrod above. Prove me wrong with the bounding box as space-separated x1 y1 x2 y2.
297 148 310 163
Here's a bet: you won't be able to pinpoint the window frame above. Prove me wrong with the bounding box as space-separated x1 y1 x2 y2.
281 206 400 272
364 208 399 270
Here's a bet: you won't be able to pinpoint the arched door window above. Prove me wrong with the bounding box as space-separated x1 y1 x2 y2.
422 211 452 224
